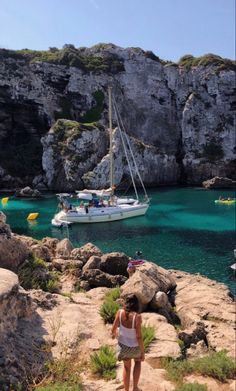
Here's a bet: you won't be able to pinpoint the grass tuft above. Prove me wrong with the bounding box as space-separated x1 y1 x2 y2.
175 383 208 391
90 345 117 380
99 300 121 324
99 287 121 324
162 350 236 384
141 325 156 352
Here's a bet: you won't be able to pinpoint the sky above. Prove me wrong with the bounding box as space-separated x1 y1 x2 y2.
0 0 235 62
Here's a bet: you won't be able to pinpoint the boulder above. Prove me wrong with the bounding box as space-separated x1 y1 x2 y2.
41 237 59 255
0 225 30 271
202 176 236 189
100 252 129 276
170 269 236 357
142 312 181 362
121 270 157 309
0 222 11 238
138 262 177 292
71 243 102 264
81 269 127 288
52 258 83 272
30 244 51 262
55 238 73 259
82 256 101 272
14 186 42 198
150 291 171 310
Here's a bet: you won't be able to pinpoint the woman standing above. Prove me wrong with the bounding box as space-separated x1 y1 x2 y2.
111 294 145 391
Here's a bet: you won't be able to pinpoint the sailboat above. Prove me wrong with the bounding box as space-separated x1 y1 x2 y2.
51 87 150 225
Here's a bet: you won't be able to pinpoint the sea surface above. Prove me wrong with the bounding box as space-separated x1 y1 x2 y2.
1 187 235 294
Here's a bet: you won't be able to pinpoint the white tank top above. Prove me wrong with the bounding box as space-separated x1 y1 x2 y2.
118 310 139 347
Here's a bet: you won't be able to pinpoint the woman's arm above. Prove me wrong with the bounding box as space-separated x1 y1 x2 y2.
136 314 145 360
111 310 120 339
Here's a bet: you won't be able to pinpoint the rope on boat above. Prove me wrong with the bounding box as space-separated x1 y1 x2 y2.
113 98 149 201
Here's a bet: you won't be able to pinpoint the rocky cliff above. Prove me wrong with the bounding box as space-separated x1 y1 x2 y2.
0 45 235 190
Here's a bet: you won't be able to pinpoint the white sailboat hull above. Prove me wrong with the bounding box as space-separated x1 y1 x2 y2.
52 203 149 224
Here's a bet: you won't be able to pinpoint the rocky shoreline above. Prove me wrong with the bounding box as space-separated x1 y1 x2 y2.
0 211 235 390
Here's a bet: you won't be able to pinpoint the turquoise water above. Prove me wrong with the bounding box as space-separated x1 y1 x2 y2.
1 187 235 294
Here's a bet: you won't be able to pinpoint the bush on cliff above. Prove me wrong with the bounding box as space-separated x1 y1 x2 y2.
178 53 236 72
18 255 59 293
0 47 125 73
90 345 117 380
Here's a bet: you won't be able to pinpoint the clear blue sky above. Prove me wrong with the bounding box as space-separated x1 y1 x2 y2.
0 0 235 61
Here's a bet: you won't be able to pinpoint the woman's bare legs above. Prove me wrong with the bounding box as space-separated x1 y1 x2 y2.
133 359 142 391
123 359 132 391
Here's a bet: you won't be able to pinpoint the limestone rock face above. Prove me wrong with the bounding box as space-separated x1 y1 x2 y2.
0 224 30 271
170 270 236 357
0 46 235 189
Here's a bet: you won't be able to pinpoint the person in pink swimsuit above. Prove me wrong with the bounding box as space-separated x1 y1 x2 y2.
111 294 145 391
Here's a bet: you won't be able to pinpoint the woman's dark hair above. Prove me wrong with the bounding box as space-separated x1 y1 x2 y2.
124 294 139 318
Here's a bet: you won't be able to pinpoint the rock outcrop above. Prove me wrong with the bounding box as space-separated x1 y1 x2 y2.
202 176 236 189
14 186 42 198
0 214 30 271
0 46 235 189
0 268 50 389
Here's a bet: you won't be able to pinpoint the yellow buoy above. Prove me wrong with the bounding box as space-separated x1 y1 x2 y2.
27 212 39 221
1 197 9 204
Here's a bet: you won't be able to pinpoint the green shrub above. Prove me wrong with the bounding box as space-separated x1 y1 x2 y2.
142 325 156 351
191 350 236 381
162 350 236 383
90 345 117 380
80 90 105 122
46 278 60 293
99 300 121 324
104 287 121 302
36 356 83 390
178 53 236 72
18 255 59 292
37 382 82 391
162 357 193 383
175 383 208 391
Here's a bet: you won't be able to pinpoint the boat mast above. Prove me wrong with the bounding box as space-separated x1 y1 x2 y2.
108 86 114 195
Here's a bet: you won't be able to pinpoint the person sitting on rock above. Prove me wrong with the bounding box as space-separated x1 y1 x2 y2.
127 251 145 277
